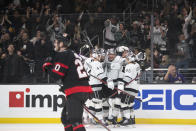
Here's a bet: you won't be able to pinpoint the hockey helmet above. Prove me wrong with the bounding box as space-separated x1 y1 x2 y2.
91 49 101 60
116 46 129 57
127 55 136 62
107 48 116 55
135 52 146 61
98 48 106 56
116 46 129 53
126 50 136 62
55 33 71 47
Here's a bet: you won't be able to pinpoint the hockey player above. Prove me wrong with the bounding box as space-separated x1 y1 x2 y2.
84 49 108 124
118 51 141 126
103 48 125 125
84 48 115 125
43 33 92 131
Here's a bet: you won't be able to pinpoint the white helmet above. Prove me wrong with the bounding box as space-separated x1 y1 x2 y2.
98 48 106 56
135 52 146 61
127 55 136 62
116 46 129 56
91 49 101 60
107 48 116 55
126 49 136 62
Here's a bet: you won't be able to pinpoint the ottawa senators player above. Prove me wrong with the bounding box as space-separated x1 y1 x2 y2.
43 33 92 131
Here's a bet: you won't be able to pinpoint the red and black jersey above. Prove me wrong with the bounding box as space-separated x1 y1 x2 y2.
46 49 92 96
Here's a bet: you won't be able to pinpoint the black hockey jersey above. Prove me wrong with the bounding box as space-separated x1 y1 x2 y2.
45 49 92 96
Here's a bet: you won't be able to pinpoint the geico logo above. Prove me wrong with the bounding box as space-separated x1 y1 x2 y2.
9 88 66 111
134 89 196 110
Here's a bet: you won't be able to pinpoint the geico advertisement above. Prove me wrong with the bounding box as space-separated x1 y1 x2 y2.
135 84 196 119
0 84 196 119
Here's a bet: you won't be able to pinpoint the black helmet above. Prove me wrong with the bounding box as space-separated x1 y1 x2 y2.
55 33 71 47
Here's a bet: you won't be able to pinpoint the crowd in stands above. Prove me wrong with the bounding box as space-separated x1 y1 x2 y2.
0 0 196 84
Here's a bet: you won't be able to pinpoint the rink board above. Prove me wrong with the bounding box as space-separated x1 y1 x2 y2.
0 84 196 124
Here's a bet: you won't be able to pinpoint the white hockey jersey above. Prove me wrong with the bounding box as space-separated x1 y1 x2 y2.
84 58 106 90
84 57 93 75
104 56 125 85
123 62 141 96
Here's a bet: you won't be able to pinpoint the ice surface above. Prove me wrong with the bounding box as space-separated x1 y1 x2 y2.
0 124 196 131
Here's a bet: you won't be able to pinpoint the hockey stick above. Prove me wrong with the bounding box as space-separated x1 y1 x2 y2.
89 73 152 102
83 105 111 131
103 72 142 99
125 72 142 86
117 88 152 102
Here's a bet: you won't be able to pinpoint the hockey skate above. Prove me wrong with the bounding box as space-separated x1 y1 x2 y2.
104 117 117 126
130 116 135 125
118 117 131 126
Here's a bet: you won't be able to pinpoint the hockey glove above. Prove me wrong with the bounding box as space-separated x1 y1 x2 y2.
42 62 53 72
118 81 124 90
107 78 114 90
43 57 53 72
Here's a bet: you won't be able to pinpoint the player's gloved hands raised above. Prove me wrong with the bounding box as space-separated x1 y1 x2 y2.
107 78 114 90
118 81 124 90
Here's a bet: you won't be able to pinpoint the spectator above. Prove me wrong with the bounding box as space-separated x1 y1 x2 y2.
167 3 182 55
182 7 192 40
157 55 170 81
103 15 119 49
0 32 11 52
84 15 103 46
129 21 142 48
84 16 96 39
65 19 75 38
14 28 28 50
141 22 151 49
46 14 66 42
10 10 22 33
175 34 191 68
71 24 82 53
114 22 131 47
150 18 167 53
2 44 24 83
159 55 170 68
19 32 34 60
164 64 185 83
153 48 162 68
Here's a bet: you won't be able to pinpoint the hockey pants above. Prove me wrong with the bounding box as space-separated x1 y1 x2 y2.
61 92 90 131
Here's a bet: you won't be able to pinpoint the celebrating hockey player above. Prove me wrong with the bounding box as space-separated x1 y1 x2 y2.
83 49 108 124
118 50 141 126
43 33 93 131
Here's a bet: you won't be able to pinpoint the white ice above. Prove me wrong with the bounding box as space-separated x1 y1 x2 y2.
0 124 196 131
